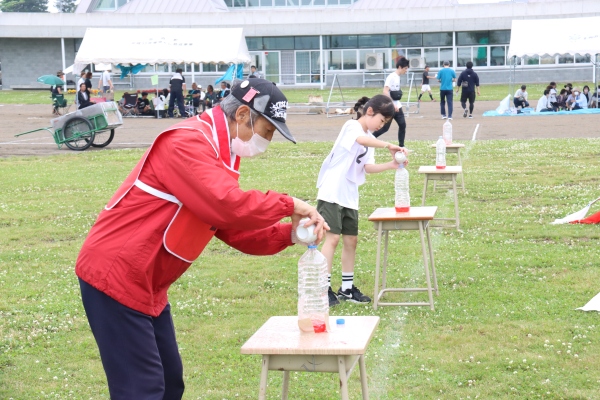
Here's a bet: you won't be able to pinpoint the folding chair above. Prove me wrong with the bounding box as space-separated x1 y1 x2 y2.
120 93 139 117
52 94 70 115
184 94 195 117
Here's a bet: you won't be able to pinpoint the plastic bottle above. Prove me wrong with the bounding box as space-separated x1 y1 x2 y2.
298 245 330 333
436 136 446 169
443 120 452 145
394 163 410 212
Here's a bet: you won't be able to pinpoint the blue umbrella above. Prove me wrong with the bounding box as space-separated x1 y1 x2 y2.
37 75 65 86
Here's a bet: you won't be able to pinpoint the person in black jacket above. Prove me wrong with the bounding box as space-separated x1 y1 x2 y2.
85 72 93 91
455 61 480 119
77 82 95 109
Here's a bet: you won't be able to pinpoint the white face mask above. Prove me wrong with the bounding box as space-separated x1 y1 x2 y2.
574 91 580 96
231 116 270 158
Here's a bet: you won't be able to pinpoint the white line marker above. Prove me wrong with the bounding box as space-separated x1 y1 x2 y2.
471 124 479 141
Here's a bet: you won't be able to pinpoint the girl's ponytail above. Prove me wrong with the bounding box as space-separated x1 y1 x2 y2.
355 94 395 120
354 96 370 119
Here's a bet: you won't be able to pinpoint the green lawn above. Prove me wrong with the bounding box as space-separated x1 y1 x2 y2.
0 82 593 105
1 138 600 398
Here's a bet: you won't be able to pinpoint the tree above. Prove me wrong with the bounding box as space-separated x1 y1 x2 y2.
0 0 48 12
55 0 76 13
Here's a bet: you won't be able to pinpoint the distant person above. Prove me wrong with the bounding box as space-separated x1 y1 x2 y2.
582 85 591 104
456 61 480 119
51 71 65 115
556 89 568 111
548 82 558 111
417 65 436 102
513 85 529 110
76 71 86 107
97 67 113 94
77 82 95 110
137 92 153 115
152 91 166 118
204 85 216 109
190 82 204 114
168 68 186 118
566 87 588 110
216 81 231 104
437 60 456 120
535 89 553 113
85 72 93 91
564 83 573 96
372 57 409 147
589 85 600 108
248 65 262 79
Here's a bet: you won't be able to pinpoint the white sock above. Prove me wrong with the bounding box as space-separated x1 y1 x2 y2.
341 272 354 291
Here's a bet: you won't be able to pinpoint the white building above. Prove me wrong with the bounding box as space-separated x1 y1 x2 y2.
1 0 599 90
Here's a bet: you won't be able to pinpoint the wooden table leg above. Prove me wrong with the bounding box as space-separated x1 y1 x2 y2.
452 175 460 230
259 355 270 400
359 354 369 400
373 221 382 310
458 150 465 192
281 371 290 400
382 230 389 290
419 221 435 310
338 356 349 400
425 223 438 294
421 175 428 206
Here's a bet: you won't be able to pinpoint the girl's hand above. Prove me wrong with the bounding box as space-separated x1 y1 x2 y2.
386 143 403 158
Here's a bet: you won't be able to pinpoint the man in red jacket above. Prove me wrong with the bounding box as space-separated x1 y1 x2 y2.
75 78 327 399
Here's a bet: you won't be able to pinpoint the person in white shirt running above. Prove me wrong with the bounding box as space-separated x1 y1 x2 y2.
316 95 407 306
372 58 409 147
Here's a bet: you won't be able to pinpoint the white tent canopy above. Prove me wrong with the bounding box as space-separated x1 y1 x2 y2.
73 27 251 74
508 17 600 57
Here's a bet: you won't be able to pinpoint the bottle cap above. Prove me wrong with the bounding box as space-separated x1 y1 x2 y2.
336 318 345 325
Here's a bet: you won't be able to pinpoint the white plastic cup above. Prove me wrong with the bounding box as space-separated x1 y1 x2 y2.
296 218 317 243
394 151 407 164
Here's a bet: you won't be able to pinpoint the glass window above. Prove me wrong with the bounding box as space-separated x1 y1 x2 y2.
296 51 311 84
246 37 263 50
328 50 342 70
340 0 352 4
358 35 389 48
424 48 439 68
313 0 325 4
248 0 260 6
172 63 185 72
457 31 489 46
457 47 471 67
423 32 452 47
558 54 573 64
490 30 510 44
343 50 357 69
327 0 339 4
138 64 154 73
391 33 422 48
233 0 245 6
575 53 591 63
288 0 299 4
523 55 539 65
540 55 555 65
474 46 488 66
407 48 421 59
274 0 286 5
490 46 506 66
261 0 273 5
329 35 358 48
156 63 169 72
95 0 115 10
439 48 453 66
117 0 128 7
218 63 230 72
263 36 294 50
202 63 216 72
391 49 405 68
295 36 320 50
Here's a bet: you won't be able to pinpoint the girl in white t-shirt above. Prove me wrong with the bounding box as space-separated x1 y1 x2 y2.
316 95 407 306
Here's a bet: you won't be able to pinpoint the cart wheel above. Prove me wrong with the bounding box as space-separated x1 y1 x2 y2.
63 117 95 151
90 129 115 148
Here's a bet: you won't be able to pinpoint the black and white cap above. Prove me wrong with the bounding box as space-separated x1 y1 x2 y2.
230 78 295 143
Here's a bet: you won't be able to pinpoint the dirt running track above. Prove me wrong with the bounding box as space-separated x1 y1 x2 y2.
0 101 597 157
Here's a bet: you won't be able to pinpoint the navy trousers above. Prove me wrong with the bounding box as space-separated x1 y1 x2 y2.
439 89 454 118
168 90 186 118
79 279 185 400
373 108 406 147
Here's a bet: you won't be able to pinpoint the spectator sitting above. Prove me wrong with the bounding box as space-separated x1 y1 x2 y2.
152 91 166 118
248 65 262 79
137 92 154 115
77 82 95 110
118 92 138 115
582 85 591 104
513 85 529 109
566 87 588 111
589 85 600 108
190 82 204 114
547 83 558 111
204 84 216 109
556 89 568 111
535 89 553 113
216 81 230 103
563 83 573 96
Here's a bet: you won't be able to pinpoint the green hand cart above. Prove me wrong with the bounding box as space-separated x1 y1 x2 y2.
15 102 123 151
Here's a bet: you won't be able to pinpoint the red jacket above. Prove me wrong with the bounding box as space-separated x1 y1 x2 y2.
76 109 295 316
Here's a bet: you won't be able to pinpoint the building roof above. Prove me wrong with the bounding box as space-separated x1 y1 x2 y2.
115 0 228 13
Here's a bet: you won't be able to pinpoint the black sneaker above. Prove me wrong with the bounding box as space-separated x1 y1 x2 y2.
328 286 340 307
463 108 468 118
468 115 474 119
337 285 371 304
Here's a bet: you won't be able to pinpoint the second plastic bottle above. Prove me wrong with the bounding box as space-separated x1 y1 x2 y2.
436 136 446 169
298 245 330 333
443 120 453 145
394 163 410 212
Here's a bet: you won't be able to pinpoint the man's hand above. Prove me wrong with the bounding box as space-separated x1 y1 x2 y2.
291 198 329 245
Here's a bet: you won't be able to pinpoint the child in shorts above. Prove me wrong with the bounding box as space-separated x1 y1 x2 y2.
316 95 408 306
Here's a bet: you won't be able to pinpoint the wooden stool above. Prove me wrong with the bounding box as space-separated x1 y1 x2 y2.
241 316 379 400
418 166 462 230
429 143 465 191
368 207 438 310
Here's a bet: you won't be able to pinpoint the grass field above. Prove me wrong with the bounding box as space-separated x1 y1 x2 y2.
1 138 600 399
0 82 593 105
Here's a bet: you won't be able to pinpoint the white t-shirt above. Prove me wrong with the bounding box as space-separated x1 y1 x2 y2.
316 120 375 210
514 89 528 101
77 77 85 89
101 71 111 86
384 72 402 109
536 95 549 112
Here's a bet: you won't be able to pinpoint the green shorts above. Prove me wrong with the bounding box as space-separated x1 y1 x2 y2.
317 200 359 236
